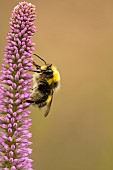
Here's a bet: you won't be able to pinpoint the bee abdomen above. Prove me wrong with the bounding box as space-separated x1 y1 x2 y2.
35 94 48 108
38 81 51 95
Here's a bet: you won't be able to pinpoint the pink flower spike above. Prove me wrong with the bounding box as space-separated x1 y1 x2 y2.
0 2 36 169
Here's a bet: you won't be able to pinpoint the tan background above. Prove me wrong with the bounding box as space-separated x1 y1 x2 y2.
0 0 113 170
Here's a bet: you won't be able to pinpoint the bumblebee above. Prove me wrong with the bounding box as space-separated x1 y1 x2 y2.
26 54 60 117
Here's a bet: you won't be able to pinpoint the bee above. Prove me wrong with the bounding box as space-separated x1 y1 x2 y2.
26 54 60 117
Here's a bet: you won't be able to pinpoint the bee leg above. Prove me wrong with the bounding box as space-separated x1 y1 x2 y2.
32 61 37 66
32 61 38 67
24 68 40 73
26 100 34 103
29 70 41 73
32 61 41 69
35 100 47 108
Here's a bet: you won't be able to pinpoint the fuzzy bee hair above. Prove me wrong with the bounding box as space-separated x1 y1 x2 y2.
26 54 60 117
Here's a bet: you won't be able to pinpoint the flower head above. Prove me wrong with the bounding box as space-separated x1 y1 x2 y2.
0 2 36 169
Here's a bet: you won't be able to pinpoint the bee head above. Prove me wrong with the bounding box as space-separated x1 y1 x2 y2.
34 54 53 78
41 64 53 77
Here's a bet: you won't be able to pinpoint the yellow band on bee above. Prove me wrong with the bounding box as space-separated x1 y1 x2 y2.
46 95 51 104
47 66 60 85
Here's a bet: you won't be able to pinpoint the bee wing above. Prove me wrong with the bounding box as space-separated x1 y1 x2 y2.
44 92 53 117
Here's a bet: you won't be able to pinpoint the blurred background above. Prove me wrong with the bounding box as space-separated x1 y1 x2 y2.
0 0 113 169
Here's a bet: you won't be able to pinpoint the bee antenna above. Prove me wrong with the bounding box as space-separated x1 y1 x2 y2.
34 54 47 65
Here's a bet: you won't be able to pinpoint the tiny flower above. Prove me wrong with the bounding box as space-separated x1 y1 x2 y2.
0 2 36 169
